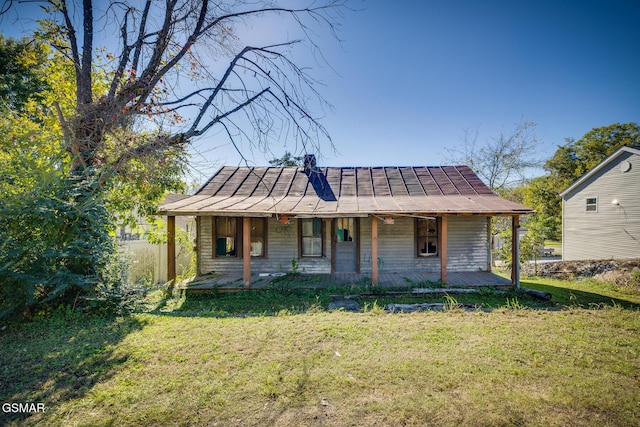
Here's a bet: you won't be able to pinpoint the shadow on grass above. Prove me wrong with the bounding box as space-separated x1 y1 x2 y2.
154 276 640 318
521 279 640 309
151 286 560 318
0 312 146 425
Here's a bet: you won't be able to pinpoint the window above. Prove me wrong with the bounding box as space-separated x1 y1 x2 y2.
301 218 323 257
586 197 598 212
417 218 438 257
250 218 266 257
215 217 237 257
213 217 267 258
336 218 355 242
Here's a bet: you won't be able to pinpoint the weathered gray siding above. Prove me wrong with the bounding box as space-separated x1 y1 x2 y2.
199 217 332 275
198 215 491 275
359 217 441 273
447 216 491 271
360 216 489 273
563 151 640 260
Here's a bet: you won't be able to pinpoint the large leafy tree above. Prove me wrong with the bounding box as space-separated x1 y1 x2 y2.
0 1 344 317
0 37 120 317
545 122 640 185
3 0 343 196
0 35 50 114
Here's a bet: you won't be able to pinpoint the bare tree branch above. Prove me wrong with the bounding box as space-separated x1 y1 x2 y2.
446 118 543 190
6 0 345 189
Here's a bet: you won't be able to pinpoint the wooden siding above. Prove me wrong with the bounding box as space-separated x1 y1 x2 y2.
359 217 440 273
563 151 640 260
199 215 490 275
360 216 488 273
447 216 490 271
199 217 332 275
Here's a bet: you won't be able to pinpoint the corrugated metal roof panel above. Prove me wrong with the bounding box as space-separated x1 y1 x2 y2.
159 165 533 216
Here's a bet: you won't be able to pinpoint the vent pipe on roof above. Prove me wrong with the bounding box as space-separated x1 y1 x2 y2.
303 154 317 171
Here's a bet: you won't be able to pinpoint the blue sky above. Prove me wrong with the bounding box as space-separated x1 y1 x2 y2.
3 1 639 183
306 0 640 168
166 0 640 178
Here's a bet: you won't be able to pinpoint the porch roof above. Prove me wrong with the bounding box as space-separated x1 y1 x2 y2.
159 165 533 216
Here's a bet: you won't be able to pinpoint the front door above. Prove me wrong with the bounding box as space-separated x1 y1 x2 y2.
334 218 358 272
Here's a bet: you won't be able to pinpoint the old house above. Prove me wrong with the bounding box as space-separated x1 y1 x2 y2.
559 146 640 261
159 156 532 286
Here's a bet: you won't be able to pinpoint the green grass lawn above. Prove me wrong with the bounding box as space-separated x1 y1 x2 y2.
1 278 639 426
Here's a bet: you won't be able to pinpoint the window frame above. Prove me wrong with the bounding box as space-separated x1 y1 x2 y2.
213 217 238 258
585 197 598 212
249 217 268 258
415 217 439 258
212 217 268 258
298 218 325 258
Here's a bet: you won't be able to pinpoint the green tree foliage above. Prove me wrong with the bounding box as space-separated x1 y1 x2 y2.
546 122 640 184
520 175 563 241
0 176 123 318
268 151 304 166
0 35 50 115
0 38 129 318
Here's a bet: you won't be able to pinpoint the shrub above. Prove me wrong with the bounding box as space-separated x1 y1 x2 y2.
0 177 126 319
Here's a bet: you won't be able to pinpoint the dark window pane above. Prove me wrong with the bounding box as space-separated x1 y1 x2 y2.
417 218 438 257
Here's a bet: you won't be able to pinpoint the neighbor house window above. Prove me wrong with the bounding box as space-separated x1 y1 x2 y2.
586 197 598 212
300 218 323 257
215 217 237 257
416 217 438 257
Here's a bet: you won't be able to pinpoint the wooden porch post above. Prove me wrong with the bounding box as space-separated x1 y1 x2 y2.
371 216 378 286
487 216 492 272
511 215 520 290
440 216 448 284
167 215 176 283
243 217 251 287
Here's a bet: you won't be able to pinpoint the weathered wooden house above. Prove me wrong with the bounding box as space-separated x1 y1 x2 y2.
559 146 640 261
159 156 532 286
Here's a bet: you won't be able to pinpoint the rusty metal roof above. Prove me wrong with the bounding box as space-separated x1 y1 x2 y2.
159 165 533 216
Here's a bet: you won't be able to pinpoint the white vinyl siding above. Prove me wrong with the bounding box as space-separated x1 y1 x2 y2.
563 151 640 261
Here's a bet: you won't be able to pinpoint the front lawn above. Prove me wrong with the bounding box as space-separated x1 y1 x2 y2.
1 278 638 426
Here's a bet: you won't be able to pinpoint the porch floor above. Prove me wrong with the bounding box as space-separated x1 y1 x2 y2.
178 271 512 292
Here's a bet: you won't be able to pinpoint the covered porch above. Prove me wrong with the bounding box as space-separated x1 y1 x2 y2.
177 270 513 292
166 215 523 290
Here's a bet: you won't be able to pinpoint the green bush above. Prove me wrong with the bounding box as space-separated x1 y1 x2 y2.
0 177 125 319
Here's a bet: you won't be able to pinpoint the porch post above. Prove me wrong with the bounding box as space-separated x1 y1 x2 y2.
440 215 448 284
167 215 176 283
487 217 492 272
371 215 379 286
243 217 251 287
511 215 520 290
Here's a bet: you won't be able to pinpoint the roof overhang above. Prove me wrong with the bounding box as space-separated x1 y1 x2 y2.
559 146 640 198
158 194 533 217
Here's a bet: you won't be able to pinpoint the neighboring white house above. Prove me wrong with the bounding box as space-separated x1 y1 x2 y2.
559 146 640 261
